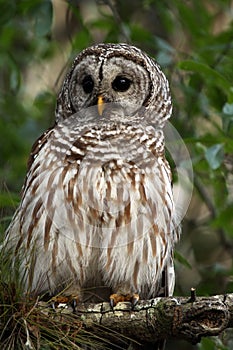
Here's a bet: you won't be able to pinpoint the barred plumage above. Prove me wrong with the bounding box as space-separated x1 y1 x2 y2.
5 43 180 306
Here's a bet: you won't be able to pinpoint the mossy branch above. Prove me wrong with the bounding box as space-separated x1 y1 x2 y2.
36 292 232 346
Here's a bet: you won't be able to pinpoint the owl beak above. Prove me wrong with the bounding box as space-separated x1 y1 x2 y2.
97 96 105 116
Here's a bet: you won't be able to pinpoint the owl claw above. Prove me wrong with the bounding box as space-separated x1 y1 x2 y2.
71 297 78 312
131 293 139 308
50 295 79 310
50 301 57 311
110 296 115 310
109 293 139 309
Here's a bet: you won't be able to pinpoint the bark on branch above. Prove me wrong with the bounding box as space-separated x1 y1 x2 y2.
38 293 233 346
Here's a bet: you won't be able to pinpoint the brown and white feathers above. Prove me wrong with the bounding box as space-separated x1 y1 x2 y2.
5 43 180 303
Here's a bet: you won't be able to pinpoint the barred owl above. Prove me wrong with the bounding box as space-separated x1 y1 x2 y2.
5 44 180 310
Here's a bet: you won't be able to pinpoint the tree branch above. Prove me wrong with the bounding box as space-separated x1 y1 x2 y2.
38 293 233 346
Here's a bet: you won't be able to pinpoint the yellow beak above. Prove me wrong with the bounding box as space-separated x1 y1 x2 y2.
97 96 105 116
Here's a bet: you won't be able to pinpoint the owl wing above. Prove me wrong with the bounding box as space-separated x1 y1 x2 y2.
5 125 91 294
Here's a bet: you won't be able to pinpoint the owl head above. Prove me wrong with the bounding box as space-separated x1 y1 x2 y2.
55 43 172 128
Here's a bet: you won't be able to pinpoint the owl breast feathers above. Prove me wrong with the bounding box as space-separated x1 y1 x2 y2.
5 43 180 303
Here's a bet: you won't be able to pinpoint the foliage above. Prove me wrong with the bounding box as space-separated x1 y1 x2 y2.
0 0 233 349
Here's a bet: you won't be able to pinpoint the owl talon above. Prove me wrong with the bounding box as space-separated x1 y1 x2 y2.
110 296 115 310
50 301 57 311
109 293 139 308
131 293 139 308
71 297 78 312
50 295 79 310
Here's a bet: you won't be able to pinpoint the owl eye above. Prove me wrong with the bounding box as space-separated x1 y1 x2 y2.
112 76 132 92
82 75 94 93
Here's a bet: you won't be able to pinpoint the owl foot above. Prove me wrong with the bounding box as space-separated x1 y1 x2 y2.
109 293 139 309
50 295 79 312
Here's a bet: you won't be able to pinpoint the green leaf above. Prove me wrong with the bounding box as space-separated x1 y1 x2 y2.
0 0 16 25
204 144 224 170
0 192 19 208
198 338 216 350
212 204 233 236
34 90 55 109
179 60 233 101
9 59 21 92
174 251 192 269
34 0 53 37
155 37 174 53
223 102 233 115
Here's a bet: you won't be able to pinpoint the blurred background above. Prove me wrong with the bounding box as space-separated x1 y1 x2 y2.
0 0 233 349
